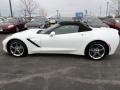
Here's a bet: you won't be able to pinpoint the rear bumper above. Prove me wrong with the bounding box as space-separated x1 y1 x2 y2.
109 33 120 55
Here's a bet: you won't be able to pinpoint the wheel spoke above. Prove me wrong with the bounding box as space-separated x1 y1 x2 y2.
10 46 16 50
13 49 17 54
99 49 104 52
93 52 97 57
96 52 102 57
15 43 19 47
16 50 21 54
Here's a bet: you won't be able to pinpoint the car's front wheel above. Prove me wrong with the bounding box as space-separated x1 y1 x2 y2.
85 42 108 60
7 40 28 57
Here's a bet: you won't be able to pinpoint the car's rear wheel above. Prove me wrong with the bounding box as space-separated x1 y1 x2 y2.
85 42 108 60
7 40 28 57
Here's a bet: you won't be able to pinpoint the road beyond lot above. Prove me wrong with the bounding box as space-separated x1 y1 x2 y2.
0 34 120 90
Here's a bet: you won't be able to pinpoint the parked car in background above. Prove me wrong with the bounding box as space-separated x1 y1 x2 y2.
0 17 5 23
103 18 120 34
82 16 109 28
24 17 31 23
0 17 26 33
59 17 74 22
48 18 57 24
48 17 74 24
25 16 49 29
3 21 119 60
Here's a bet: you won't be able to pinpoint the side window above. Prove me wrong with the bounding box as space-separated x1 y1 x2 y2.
110 19 115 23
52 25 79 35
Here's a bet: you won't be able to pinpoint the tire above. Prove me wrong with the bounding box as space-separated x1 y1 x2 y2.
7 40 28 57
85 42 108 60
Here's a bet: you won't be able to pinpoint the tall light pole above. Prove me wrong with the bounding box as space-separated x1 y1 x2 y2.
24 10 27 17
106 1 109 17
118 0 120 16
0 11 1 17
85 9 88 16
99 6 102 17
56 10 59 19
9 0 13 17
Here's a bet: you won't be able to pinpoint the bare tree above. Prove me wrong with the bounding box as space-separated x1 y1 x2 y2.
110 0 120 16
38 8 47 17
20 0 38 18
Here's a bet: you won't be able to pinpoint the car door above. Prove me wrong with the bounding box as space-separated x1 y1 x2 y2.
40 24 83 53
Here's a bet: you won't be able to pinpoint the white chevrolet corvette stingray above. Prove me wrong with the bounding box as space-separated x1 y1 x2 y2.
2 21 120 60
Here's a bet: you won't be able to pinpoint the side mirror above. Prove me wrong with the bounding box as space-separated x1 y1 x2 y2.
50 32 55 37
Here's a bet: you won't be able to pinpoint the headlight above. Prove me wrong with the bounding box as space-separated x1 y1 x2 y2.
8 25 14 28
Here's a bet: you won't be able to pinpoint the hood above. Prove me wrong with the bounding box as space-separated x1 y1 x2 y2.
0 23 12 27
0 22 14 29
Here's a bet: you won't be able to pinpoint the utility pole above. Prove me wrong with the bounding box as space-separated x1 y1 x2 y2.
56 10 61 19
99 6 102 17
9 0 13 17
106 1 109 17
56 10 59 19
0 11 1 17
118 0 120 16
24 10 27 17
85 9 88 16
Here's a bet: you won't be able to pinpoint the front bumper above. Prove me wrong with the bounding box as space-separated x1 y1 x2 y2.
2 37 10 53
2 42 7 53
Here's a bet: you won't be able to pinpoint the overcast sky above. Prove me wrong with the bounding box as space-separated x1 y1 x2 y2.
0 0 110 17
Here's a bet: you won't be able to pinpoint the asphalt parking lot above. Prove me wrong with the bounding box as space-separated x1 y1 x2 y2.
0 34 120 90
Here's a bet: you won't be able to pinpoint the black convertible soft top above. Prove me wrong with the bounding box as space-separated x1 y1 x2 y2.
59 21 92 31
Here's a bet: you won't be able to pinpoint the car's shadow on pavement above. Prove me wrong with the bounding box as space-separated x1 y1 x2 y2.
1 51 119 63
2 52 88 61
25 54 111 62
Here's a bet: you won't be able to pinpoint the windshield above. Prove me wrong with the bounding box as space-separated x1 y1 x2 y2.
40 24 59 34
115 18 120 23
0 19 3 23
31 17 47 23
4 18 17 23
82 17 108 28
0 18 6 23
